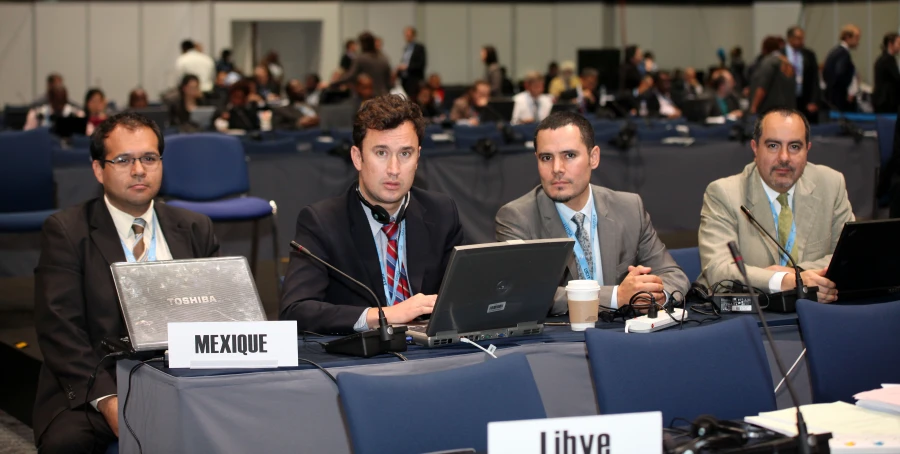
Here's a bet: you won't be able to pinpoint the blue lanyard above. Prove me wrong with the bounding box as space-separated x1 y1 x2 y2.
768 198 797 266
556 204 598 281
716 97 729 117
374 221 406 306
120 214 159 262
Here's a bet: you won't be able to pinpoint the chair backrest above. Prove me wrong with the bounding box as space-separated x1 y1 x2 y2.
585 317 776 425
875 116 896 167
0 128 56 212
160 133 249 201
242 138 298 155
338 354 546 454
454 124 503 150
272 128 322 144
796 299 900 403
669 247 701 282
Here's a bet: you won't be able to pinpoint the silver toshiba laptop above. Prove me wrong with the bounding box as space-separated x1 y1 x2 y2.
110 256 266 353
406 239 574 347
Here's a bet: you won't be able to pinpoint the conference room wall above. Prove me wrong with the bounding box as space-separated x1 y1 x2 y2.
0 4 35 107
802 1 900 90
610 5 755 77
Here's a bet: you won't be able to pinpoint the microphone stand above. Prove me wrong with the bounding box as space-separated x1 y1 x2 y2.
290 241 407 358
740 206 816 307
727 241 816 454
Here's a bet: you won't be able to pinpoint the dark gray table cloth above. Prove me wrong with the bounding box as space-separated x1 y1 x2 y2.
0 138 877 277
115 323 809 454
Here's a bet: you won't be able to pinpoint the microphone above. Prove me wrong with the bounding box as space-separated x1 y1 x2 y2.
740 205 814 302
728 241 814 454
290 241 406 357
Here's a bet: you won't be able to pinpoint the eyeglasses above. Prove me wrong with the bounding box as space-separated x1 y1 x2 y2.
103 155 162 170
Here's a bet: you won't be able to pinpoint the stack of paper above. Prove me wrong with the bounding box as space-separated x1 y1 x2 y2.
745 402 900 453
855 385 900 416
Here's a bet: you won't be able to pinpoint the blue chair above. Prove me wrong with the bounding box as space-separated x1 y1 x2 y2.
338 354 546 454
453 123 503 149
809 122 843 137
796 299 900 403
637 127 680 142
272 128 322 145
160 134 279 279
510 123 538 143
0 129 57 232
585 317 776 425
690 124 733 140
71 134 92 149
105 440 118 454
876 116 896 168
242 138 298 155
669 247 701 282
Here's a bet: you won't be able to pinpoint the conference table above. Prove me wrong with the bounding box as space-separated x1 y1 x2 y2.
116 311 808 453
0 137 879 278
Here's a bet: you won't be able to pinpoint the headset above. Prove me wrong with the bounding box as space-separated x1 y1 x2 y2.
355 183 410 225
671 415 774 453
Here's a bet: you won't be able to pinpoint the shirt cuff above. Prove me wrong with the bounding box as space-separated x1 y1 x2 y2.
769 272 789 293
91 394 116 411
353 308 370 332
610 285 619 310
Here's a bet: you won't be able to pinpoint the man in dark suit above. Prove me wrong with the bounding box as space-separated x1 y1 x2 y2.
786 26 821 123
280 94 464 334
823 24 861 112
397 26 427 98
33 112 219 453
620 45 644 92
750 36 796 115
495 112 689 315
340 39 357 72
873 32 900 113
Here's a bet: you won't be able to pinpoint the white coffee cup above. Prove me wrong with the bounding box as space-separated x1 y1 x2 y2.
565 280 602 331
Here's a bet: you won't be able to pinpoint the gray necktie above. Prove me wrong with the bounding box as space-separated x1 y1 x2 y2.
572 213 594 279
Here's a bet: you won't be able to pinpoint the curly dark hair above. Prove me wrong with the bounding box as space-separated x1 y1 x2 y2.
352 94 425 150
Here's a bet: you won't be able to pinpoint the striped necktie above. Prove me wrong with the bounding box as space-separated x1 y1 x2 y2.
132 218 147 262
381 222 411 305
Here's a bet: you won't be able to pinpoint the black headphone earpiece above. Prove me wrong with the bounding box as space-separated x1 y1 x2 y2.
356 184 409 225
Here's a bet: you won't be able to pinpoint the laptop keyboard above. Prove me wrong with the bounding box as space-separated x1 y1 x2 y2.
405 325 427 333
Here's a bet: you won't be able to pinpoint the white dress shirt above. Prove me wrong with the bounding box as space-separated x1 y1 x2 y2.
175 50 216 92
92 196 173 408
760 178 796 293
353 201 408 332
785 45 804 97
554 192 622 308
511 91 553 125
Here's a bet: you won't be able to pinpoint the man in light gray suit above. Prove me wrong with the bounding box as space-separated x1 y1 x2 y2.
495 112 689 315
698 108 852 303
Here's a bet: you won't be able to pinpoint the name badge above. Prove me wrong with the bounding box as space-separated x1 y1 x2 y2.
167 321 299 369
488 412 662 454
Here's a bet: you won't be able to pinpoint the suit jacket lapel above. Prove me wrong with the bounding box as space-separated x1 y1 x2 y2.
404 198 430 295
89 199 127 266
154 202 193 259
791 173 819 262
347 191 388 307
536 188 579 281
592 186 619 287
745 169 780 264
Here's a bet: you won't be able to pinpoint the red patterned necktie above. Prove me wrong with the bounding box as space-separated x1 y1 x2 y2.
381 222 411 305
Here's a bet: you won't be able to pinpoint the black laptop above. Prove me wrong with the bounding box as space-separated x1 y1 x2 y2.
825 219 900 300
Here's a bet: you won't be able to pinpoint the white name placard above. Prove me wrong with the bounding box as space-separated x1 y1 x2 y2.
488 412 662 454
167 321 299 369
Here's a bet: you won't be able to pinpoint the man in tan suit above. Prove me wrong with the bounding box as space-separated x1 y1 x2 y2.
698 108 852 302
496 111 689 315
